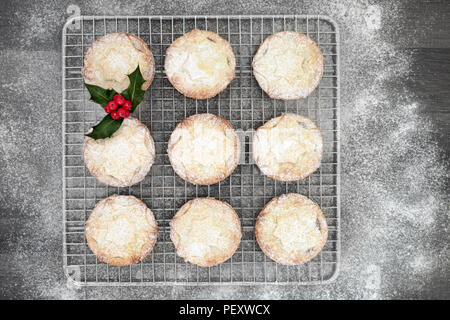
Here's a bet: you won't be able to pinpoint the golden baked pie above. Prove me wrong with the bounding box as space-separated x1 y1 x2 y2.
85 195 158 266
252 31 323 100
170 198 241 267
168 113 240 185
83 117 155 187
165 29 236 99
253 113 322 181
255 193 328 265
82 32 155 93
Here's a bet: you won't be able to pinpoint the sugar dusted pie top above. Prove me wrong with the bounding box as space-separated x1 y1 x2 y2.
255 193 328 265
165 29 236 99
252 31 323 100
85 195 158 266
253 113 323 181
82 32 155 93
170 198 241 267
83 117 155 187
168 113 239 185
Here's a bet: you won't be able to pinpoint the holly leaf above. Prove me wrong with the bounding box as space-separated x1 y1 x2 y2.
83 65 147 140
121 66 146 112
85 114 124 140
85 83 117 107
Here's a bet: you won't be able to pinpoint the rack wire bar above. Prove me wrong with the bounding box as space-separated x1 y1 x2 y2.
62 15 340 286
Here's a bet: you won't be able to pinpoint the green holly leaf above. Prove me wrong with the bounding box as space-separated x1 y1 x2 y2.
121 66 146 112
85 83 117 107
85 114 124 140
83 65 148 140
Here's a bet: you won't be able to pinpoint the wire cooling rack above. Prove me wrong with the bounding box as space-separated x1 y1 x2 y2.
62 15 340 286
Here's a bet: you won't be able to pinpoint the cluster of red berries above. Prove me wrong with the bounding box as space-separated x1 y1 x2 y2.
105 94 132 120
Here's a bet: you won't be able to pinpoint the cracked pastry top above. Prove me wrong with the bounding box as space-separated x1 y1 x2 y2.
82 32 155 93
85 195 158 266
168 113 240 185
252 31 323 100
165 29 236 99
170 198 241 267
255 193 328 265
83 117 155 187
253 113 323 181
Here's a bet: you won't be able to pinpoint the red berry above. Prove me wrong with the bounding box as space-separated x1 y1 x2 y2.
104 105 112 113
113 94 125 105
106 100 117 111
122 100 132 110
110 111 119 120
117 107 129 118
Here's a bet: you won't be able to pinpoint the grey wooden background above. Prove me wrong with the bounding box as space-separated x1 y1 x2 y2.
0 0 448 299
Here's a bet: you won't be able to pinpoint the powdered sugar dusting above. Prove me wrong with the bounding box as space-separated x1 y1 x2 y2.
333 1 449 299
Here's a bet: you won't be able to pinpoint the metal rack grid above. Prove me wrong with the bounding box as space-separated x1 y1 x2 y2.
62 15 340 286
